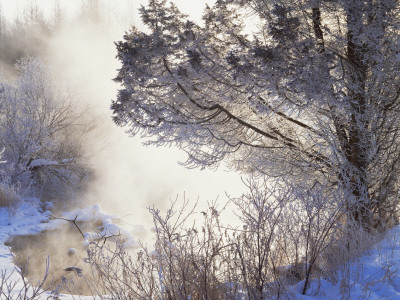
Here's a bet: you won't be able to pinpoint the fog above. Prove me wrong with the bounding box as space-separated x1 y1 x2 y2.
0 0 244 230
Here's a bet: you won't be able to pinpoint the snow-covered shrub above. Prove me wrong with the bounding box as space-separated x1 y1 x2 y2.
0 57 92 201
82 176 391 299
82 198 229 299
83 177 370 299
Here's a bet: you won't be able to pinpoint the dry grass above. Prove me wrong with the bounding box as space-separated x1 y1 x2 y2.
0 184 20 214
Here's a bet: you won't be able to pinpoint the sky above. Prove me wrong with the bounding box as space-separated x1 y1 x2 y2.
0 0 244 228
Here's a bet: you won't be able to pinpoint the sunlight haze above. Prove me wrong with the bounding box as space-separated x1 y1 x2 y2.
0 0 242 229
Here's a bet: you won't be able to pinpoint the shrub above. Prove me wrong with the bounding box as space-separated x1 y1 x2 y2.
82 177 365 299
0 183 20 214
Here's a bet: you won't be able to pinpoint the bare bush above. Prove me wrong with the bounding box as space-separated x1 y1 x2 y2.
0 258 61 300
282 181 347 294
85 239 160 299
82 177 372 299
84 198 236 299
226 178 291 299
0 184 18 208
149 198 234 299
2 185 388 299
0 183 21 218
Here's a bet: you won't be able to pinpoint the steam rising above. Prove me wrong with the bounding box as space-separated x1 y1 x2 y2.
0 1 243 230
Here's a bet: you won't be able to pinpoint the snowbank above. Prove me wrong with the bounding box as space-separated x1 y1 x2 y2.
46 204 141 249
292 226 400 299
0 198 52 297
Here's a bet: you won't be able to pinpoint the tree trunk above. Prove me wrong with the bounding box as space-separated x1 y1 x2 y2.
345 3 372 228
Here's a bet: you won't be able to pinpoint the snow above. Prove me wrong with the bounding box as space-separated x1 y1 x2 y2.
292 226 400 299
29 159 59 168
0 199 52 298
0 200 142 299
46 204 140 249
2 200 400 299
0 199 50 242
67 248 78 256
61 158 75 164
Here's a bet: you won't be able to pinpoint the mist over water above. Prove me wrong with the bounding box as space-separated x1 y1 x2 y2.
0 0 244 231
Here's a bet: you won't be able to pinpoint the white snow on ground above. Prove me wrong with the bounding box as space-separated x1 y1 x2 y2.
2 200 400 299
292 226 400 299
0 198 54 298
0 198 50 272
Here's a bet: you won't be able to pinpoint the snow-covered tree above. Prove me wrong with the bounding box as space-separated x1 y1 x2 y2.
0 57 90 195
112 0 400 228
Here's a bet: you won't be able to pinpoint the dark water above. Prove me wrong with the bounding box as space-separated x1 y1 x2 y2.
6 223 98 296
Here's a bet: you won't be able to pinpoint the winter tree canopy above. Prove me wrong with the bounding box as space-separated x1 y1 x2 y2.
112 0 400 228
